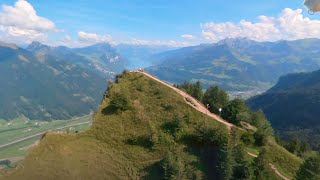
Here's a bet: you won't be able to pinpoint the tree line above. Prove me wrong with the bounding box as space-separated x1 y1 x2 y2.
175 81 320 179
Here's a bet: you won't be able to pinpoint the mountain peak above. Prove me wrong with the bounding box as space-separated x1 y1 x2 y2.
90 42 112 49
26 41 51 52
217 37 256 46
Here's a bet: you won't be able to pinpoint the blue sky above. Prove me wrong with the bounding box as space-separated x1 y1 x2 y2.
0 0 319 47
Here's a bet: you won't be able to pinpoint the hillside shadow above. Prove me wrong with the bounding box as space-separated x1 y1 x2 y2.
187 145 219 180
141 161 164 180
101 105 117 115
181 134 220 180
125 135 154 150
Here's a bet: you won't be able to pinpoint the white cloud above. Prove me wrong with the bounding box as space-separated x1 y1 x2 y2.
78 31 113 43
201 8 320 42
181 34 196 40
0 0 56 43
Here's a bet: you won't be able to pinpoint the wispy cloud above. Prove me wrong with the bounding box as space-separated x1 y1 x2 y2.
78 31 113 43
181 34 196 40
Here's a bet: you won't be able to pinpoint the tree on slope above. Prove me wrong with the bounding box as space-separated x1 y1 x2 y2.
202 86 229 114
221 98 247 125
253 149 277 180
174 81 203 101
296 154 320 180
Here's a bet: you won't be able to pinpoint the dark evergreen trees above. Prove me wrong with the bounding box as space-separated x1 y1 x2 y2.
174 81 203 101
203 86 229 114
296 154 320 180
221 98 247 125
253 149 277 180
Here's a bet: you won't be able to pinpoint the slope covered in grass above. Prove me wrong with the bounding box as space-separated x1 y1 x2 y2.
1 71 302 180
2 72 230 179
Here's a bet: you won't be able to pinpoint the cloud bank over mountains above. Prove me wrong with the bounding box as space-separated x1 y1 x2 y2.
0 1 319 47
201 8 320 42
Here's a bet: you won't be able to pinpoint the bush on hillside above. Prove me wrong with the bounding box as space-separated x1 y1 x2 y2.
232 145 253 180
241 132 255 145
126 134 154 149
108 92 130 112
161 117 183 137
253 130 268 147
253 148 279 180
161 152 185 180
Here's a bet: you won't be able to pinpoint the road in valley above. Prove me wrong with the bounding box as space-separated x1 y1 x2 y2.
0 121 92 149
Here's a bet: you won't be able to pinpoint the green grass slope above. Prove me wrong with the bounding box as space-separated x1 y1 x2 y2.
2 72 229 180
1 71 302 180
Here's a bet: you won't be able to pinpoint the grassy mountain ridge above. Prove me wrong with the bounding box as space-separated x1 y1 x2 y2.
1 72 302 180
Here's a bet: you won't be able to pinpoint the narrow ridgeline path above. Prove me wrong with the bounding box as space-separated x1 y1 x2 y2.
133 70 234 130
133 70 290 180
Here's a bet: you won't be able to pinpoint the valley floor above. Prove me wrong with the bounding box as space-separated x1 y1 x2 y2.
0 115 92 168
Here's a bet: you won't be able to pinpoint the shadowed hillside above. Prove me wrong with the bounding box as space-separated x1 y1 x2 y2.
248 69 320 150
0 44 107 120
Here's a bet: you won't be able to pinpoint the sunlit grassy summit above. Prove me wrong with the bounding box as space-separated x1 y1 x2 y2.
1 71 304 180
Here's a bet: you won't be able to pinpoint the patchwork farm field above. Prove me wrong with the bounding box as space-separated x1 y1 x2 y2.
0 115 92 160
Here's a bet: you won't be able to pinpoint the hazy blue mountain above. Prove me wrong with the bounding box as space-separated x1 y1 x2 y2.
147 38 320 92
247 69 320 149
27 42 127 76
114 44 175 69
0 42 107 120
73 43 127 73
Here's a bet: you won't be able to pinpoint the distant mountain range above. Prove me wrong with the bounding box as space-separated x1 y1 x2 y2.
2 38 320 121
0 41 174 121
27 42 127 76
0 42 121 120
248 69 320 149
147 38 320 92
115 44 174 69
